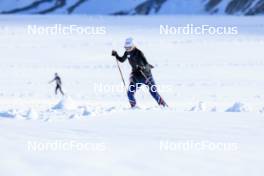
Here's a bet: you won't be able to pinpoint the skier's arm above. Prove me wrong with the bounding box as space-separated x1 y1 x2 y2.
112 50 127 63
138 50 154 70
48 78 55 84
58 79 62 86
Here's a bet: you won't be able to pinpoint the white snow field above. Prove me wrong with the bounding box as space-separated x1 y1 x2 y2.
0 15 264 175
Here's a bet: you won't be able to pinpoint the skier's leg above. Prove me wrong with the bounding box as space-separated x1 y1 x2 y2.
146 76 167 107
127 79 142 107
55 85 59 95
127 81 137 107
59 86 64 96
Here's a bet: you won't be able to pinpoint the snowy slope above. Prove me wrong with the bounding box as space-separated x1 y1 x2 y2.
0 15 264 175
1 111 264 176
0 0 264 15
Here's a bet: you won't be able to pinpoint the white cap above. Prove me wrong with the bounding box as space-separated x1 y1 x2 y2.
124 37 134 48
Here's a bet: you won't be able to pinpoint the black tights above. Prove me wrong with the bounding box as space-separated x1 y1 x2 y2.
55 85 64 95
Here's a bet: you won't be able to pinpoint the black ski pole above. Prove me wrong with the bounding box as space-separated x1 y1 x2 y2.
115 59 127 89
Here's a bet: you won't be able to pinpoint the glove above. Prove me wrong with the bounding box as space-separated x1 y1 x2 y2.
136 64 154 71
112 50 117 56
148 64 154 69
136 65 144 70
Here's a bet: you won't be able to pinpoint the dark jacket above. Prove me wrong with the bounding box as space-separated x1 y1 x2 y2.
54 76 62 86
115 48 153 77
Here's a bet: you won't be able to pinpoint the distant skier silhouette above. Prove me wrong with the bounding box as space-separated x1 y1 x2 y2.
49 73 64 96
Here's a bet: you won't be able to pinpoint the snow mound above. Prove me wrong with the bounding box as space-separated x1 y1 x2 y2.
82 107 92 116
0 109 16 118
24 109 39 120
226 102 249 112
82 106 117 117
211 106 217 112
52 97 78 110
189 101 206 112
259 107 264 113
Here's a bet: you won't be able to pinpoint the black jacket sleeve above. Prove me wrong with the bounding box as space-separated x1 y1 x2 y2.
115 52 127 63
137 50 154 71
138 50 148 66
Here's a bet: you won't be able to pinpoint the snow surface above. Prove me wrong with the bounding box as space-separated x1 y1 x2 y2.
0 15 264 175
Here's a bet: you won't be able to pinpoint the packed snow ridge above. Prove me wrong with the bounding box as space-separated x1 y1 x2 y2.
0 98 261 121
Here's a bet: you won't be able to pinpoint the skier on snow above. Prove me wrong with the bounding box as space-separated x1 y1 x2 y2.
112 37 167 108
49 73 64 96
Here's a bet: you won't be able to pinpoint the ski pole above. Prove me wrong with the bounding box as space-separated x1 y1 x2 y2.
115 59 127 89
